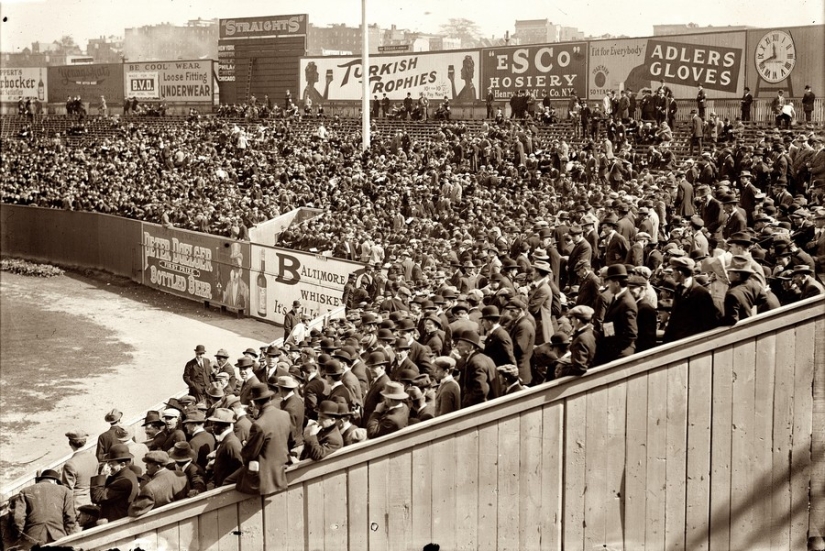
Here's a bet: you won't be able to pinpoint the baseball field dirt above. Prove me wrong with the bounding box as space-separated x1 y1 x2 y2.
0 268 283 488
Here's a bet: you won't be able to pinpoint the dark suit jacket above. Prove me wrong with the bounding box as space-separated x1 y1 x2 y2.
233 415 252 445
604 232 629 266
96 426 121 462
594 289 638 366
567 240 593 283
235 403 292 495
169 461 206 493
302 375 328 421
362 373 390 427
435 378 461 417
279 393 305 448
300 425 343 461
188 430 216 470
458 350 500 408
663 281 721 343
576 271 602 310
91 467 140 522
483 325 516 367
366 404 410 438
508 315 535 384
183 357 211 400
212 432 244 487
408 340 434 374
239 375 262 405
635 298 658 352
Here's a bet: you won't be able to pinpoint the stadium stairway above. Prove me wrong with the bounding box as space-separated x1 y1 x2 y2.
43 295 824 551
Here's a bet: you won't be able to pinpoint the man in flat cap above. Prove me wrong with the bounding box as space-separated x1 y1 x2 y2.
497 364 525 395
13 469 78 548
61 429 98 511
128 451 189 517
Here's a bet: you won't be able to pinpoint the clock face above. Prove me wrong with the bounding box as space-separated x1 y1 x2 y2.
755 30 796 84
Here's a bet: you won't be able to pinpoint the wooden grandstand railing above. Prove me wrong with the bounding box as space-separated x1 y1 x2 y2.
48 296 825 551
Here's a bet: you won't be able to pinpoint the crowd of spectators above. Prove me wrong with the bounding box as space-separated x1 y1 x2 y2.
1 97 825 546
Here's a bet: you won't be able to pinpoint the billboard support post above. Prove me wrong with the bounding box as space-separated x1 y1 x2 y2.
361 0 370 151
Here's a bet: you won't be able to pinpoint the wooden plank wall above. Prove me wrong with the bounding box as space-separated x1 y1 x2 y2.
54 300 824 551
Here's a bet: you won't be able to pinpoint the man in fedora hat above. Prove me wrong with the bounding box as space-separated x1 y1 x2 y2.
528 260 556 348
273 376 304 451
600 214 629 267
300 401 344 461
205 409 243 487
366 382 410 438
61 429 97 510
593 265 638 366
13 469 78 548
501 298 535 385
183 344 211 402
721 256 763 326
91 444 139 522
128 451 189 517
143 411 168 451
479 305 516 368
362 351 391 425
167 442 207 495
237 357 261 406
455 330 500 408
183 412 215 470
720 192 747 240
663 257 721 343
283 300 302 339
231 383 292 495
792 264 824 299
96 408 123 462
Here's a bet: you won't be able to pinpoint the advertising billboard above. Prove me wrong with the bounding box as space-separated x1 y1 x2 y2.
481 43 588 100
124 60 213 102
744 25 825 98
48 64 124 104
142 224 250 311
249 245 362 325
588 32 747 99
0 67 47 103
299 50 481 102
219 14 307 39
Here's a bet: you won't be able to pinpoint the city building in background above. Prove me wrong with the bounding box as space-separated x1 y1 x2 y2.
123 18 218 61
307 23 382 56
86 36 124 64
514 19 584 44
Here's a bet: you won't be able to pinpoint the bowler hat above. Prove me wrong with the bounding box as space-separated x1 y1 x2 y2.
366 351 389 366
265 345 281 356
480 305 500 319
727 232 753 246
604 264 628 280
36 469 63 483
550 332 570 346
398 368 419 382
317 400 340 418
194 345 206 354
322 360 345 376
393 337 411 350
396 318 416 332
457 330 482 348
169 442 196 461
602 213 619 226
243 347 258 357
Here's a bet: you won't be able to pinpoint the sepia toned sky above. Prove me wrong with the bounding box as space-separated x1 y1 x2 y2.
1 0 822 52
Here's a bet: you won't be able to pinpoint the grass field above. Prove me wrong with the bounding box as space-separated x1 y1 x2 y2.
0 268 281 486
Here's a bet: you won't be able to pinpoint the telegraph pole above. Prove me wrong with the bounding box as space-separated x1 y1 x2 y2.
361 0 370 151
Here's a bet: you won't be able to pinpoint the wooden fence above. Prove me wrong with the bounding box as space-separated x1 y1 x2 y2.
50 296 825 551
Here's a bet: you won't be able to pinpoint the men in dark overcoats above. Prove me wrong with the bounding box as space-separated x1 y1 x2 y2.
627 275 658 352
501 298 535 384
593 265 638 366
96 408 123 462
301 401 344 461
233 383 293 495
366 382 411 438
91 444 139 522
455 331 500 408
273 376 304 450
183 345 211 402
206 409 244 488
480 305 516 367
663 257 721 343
